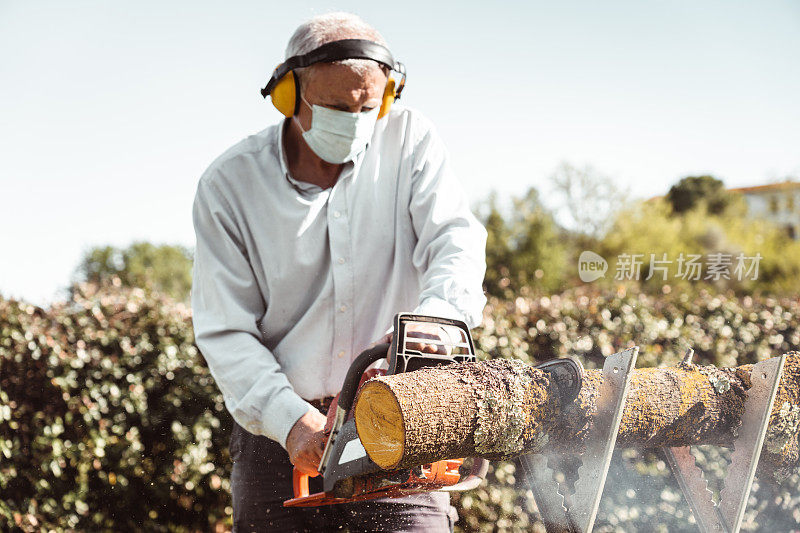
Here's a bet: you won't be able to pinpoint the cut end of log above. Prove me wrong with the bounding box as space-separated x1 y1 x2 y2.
354 381 405 469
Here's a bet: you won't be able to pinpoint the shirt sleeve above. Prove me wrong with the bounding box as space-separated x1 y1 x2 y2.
407 114 488 328
191 177 313 449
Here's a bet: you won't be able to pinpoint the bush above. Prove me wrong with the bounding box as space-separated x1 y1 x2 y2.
2 283 799 531
0 282 231 531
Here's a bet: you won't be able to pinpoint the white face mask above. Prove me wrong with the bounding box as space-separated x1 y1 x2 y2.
295 95 379 164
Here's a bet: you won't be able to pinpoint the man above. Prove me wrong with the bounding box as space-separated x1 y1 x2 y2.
191 12 487 532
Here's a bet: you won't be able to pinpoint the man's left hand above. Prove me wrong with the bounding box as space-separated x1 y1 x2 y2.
286 409 327 476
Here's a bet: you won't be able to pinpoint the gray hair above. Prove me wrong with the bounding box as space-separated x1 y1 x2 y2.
286 12 388 88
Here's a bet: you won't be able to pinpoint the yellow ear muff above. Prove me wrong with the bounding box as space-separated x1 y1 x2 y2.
270 70 298 118
378 78 396 119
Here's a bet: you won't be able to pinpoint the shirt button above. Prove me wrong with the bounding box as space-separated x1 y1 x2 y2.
337 351 345 358
333 210 342 218
339 305 347 312
338 257 346 264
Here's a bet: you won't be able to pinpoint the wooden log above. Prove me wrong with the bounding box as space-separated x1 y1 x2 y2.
353 352 800 481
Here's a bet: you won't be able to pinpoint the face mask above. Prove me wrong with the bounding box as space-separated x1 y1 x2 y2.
295 95 379 164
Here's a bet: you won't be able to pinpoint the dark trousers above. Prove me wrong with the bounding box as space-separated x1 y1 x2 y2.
230 421 458 532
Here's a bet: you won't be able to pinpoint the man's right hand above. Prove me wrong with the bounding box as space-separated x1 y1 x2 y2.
405 322 451 355
286 408 328 476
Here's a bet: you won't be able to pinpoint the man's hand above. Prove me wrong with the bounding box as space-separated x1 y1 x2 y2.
405 322 451 355
286 408 327 476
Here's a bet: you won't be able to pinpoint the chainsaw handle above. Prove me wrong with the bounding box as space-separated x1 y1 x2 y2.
338 343 390 415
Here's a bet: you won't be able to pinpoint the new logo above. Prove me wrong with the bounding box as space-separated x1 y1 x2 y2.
578 251 608 282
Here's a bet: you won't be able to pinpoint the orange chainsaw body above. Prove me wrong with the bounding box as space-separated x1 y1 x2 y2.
283 314 485 508
284 458 464 507
284 367 465 507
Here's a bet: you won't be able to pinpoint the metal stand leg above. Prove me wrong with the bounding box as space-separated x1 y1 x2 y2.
664 355 786 533
523 347 639 533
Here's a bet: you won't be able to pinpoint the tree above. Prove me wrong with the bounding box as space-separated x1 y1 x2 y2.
549 162 628 240
482 194 514 297
72 242 193 301
666 175 738 215
479 189 568 297
508 189 568 293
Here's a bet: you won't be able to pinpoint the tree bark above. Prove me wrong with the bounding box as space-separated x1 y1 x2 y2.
353 352 800 481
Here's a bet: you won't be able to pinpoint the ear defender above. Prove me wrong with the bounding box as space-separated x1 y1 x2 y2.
270 70 299 118
261 39 406 119
378 78 396 119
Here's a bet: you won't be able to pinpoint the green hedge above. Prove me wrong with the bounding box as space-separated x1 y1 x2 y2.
0 283 231 531
2 283 799 531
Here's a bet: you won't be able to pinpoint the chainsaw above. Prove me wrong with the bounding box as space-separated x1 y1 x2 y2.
284 313 584 508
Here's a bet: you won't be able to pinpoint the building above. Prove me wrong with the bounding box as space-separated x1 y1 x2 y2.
729 181 800 239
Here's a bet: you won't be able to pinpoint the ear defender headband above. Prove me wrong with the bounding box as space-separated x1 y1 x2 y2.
260 38 406 119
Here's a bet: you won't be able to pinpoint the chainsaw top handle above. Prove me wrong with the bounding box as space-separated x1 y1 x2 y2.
337 343 390 414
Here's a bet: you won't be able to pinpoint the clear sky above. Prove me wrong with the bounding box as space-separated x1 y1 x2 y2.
1 0 798 306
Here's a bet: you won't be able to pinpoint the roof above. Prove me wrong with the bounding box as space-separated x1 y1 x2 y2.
729 181 800 194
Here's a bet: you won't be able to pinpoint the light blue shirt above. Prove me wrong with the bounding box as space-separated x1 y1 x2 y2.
191 106 487 448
